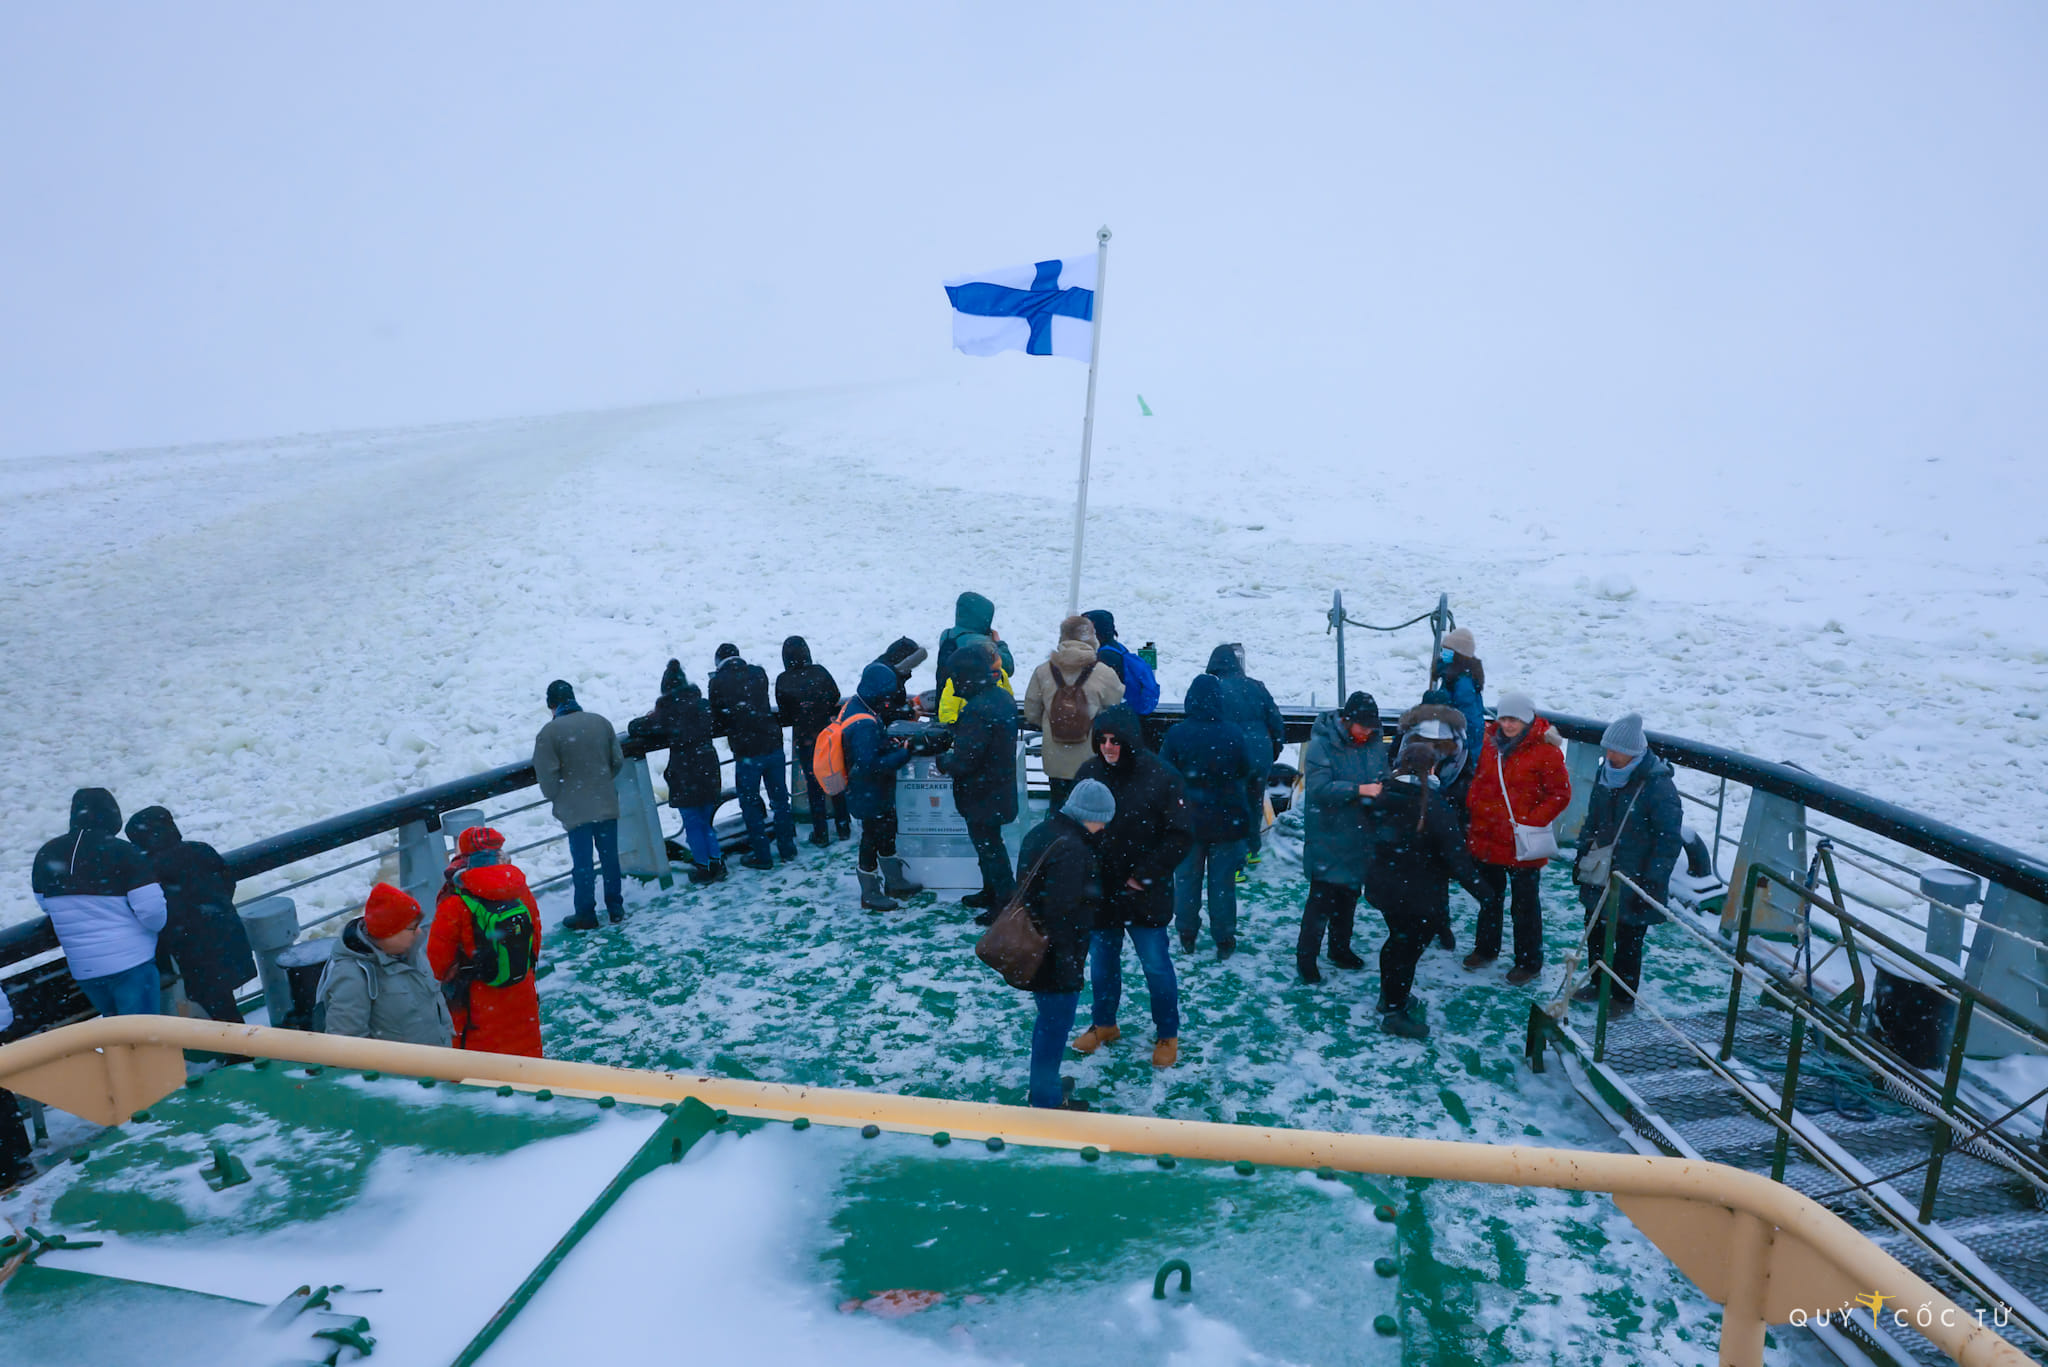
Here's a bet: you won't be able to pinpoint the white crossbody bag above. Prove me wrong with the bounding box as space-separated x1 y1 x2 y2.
1498 745 1561 863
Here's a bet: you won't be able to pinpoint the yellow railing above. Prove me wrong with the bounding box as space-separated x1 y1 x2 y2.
0 1017 2035 1367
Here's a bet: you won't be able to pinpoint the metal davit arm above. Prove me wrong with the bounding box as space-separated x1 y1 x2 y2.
0 1017 2032 1367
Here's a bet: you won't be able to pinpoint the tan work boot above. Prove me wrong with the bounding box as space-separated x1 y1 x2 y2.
1152 1038 1179 1068
1071 1024 1121 1055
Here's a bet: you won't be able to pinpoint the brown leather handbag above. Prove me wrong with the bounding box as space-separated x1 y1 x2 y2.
974 842 1061 990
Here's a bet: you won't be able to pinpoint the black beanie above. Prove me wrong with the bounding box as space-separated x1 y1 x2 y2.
1082 609 1117 643
1341 691 1380 731
546 679 575 709
715 643 740 664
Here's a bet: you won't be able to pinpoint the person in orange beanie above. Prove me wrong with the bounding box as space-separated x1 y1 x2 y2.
428 826 544 1056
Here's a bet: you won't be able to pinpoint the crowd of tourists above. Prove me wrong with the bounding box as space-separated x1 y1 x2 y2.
8 588 1685 1138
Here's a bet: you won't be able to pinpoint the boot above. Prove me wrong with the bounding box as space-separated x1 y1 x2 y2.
1462 950 1497 971
807 826 832 847
1216 939 1236 961
1298 958 1323 984
1436 922 1456 951
1505 964 1542 986
1071 1024 1120 1055
857 869 899 912
836 818 853 840
973 907 1000 927
739 852 774 871
879 856 923 898
960 888 997 909
1329 946 1365 970
1152 1038 1179 1068
1380 999 1430 1040
1179 933 1198 953
559 913 601 932
1328 902 1362 969
688 859 727 886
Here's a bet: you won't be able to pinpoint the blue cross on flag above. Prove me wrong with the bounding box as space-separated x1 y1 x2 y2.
943 252 1097 361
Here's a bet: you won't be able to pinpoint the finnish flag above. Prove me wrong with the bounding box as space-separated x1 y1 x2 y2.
944 252 1097 361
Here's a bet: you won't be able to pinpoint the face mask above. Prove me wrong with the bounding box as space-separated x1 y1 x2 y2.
1439 648 1455 664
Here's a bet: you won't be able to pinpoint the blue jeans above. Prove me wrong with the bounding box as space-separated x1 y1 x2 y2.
1175 838 1246 946
734 752 797 858
567 818 624 918
1030 990 1080 1108
77 959 162 1017
678 804 721 865
1089 925 1180 1039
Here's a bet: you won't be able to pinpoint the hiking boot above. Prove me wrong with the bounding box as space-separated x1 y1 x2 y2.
960 888 997 909
739 852 775 871
857 870 899 912
559 913 601 932
1298 959 1323 985
1216 939 1236 961
807 828 832 847
879 856 923 898
1329 946 1366 970
688 859 727 886
1235 866 1250 885
1071 1024 1121 1055
1505 964 1542 986
1380 1000 1430 1040
1462 950 1497 972
1245 850 1263 866
1152 1038 1179 1068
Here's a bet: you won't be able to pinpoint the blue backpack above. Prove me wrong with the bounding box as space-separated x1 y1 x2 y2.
1103 642 1160 715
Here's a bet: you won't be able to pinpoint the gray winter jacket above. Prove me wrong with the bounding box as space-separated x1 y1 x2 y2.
533 707 625 830
319 918 453 1047
1302 710 1389 888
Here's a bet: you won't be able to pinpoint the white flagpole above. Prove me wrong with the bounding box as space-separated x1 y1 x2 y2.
1066 224 1110 618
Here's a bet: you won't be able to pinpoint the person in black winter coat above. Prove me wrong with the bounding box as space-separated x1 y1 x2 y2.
934 643 1019 917
1158 674 1254 956
1398 692 1475 953
1013 782 1112 1109
1203 644 1286 861
629 660 726 883
124 806 255 1023
1362 743 1488 1040
1571 712 1685 1012
1069 705 1195 1067
842 661 924 910
869 637 927 724
776 636 849 846
709 644 797 869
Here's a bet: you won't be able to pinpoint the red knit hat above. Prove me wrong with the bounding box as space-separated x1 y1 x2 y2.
457 826 506 857
363 882 422 940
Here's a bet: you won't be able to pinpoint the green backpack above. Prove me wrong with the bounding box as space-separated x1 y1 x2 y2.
457 892 536 987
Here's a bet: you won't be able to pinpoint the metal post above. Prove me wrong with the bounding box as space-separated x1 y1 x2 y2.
397 817 448 924
1593 882 1620 1063
1919 994 1976 1224
1330 589 1347 702
1065 225 1111 618
1722 866 1764 1062
1770 1014 1807 1183
237 896 299 1025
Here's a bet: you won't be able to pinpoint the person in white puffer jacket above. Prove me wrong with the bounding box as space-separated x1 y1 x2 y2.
30 788 168 1017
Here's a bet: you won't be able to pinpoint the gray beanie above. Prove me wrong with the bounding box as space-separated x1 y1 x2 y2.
1601 712 1649 757
1063 777 1116 825
1496 690 1537 724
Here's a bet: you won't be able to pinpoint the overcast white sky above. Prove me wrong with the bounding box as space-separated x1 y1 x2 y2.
2 2 2043 467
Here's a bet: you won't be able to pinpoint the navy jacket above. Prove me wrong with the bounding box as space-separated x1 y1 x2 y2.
1576 754 1685 926
125 806 256 1005
708 655 784 761
1157 675 1254 844
1203 645 1286 770
843 662 913 821
936 652 1018 826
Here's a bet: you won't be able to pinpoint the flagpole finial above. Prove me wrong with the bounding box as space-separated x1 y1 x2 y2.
1098 225 1111 244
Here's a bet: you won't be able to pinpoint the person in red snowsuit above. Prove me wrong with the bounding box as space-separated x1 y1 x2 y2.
1462 691 1573 984
428 826 544 1057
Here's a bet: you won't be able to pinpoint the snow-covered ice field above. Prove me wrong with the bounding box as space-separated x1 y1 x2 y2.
4 363 2044 928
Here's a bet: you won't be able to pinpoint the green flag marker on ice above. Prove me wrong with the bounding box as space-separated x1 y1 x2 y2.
1137 394 1153 416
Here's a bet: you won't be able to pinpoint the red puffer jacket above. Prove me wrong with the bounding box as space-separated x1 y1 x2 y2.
1465 718 1573 868
428 862 544 1057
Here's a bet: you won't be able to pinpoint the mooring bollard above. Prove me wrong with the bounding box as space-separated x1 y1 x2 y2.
1722 790 1808 938
441 807 487 853
1920 867 1979 966
612 756 673 889
238 895 299 1026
